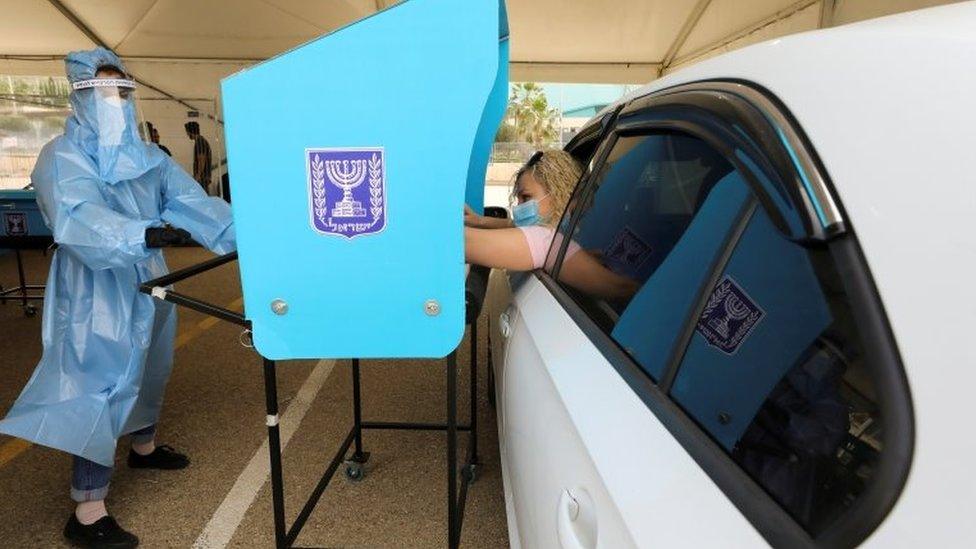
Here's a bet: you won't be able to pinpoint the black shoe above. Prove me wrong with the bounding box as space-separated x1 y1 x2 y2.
127 444 190 470
63 514 139 548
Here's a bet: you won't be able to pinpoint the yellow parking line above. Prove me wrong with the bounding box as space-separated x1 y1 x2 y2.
0 438 30 468
0 296 244 469
173 297 244 349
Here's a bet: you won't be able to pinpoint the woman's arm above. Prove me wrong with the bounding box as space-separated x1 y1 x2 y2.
558 250 640 301
464 227 534 270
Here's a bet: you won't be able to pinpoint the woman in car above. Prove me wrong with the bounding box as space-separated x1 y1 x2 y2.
464 149 638 300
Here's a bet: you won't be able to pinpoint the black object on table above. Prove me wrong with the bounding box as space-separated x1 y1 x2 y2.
140 252 490 548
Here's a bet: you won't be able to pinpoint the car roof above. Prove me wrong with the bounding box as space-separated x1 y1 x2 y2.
598 2 976 221
586 2 976 293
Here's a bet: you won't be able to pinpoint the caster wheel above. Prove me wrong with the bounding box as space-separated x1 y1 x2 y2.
461 464 479 484
344 461 365 482
24 306 37 317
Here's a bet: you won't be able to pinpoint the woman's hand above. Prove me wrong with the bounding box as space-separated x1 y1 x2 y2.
464 204 483 227
464 204 514 229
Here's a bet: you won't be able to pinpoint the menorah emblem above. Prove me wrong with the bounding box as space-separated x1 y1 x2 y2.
696 276 765 355
307 148 386 239
4 213 27 236
605 227 651 274
326 159 368 218
707 293 752 339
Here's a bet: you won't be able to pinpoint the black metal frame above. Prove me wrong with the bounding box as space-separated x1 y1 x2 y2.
0 236 54 316
139 252 487 548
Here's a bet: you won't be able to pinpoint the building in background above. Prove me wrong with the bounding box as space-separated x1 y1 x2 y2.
540 83 639 146
0 75 219 193
0 76 71 190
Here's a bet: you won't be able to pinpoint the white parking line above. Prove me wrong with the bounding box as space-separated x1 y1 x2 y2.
192 359 338 548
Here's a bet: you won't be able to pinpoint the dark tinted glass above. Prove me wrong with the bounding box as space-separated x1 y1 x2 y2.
671 204 886 534
552 132 744 380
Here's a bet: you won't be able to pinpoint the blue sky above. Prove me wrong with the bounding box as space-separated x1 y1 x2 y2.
529 83 639 114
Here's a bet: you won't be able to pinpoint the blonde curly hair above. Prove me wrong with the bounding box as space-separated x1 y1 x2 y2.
512 149 583 227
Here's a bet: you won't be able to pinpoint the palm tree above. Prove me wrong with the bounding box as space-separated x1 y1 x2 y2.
504 82 559 146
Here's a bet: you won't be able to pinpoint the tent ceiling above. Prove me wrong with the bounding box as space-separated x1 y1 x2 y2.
0 0 962 104
1 0 379 58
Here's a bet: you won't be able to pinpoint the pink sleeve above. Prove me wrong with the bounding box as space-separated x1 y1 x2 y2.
517 226 581 269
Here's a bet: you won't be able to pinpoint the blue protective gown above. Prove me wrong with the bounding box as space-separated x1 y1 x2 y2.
0 48 235 466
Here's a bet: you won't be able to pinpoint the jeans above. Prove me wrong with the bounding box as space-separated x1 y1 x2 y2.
70 424 156 502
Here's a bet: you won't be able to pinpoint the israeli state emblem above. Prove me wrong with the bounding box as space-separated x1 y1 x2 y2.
307 147 386 238
3 212 28 236
696 276 764 355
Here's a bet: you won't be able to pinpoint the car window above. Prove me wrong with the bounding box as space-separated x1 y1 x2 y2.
670 203 888 535
551 132 746 380
543 85 911 546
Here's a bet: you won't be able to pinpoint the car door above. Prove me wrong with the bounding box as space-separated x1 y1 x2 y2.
500 129 770 548
487 122 623 548
497 82 913 548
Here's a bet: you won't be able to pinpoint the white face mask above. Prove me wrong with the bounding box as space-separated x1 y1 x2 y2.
511 193 549 227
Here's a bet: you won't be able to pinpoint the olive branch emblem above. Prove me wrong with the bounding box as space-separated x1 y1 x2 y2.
311 154 327 225
700 280 731 319
368 153 383 224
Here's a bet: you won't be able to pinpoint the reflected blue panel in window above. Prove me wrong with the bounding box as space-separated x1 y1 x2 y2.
611 171 750 380
671 207 832 450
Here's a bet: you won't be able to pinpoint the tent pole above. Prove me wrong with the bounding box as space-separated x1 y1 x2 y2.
668 0 819 71
820 0 836 28
660 0 713 76
45 0 223 124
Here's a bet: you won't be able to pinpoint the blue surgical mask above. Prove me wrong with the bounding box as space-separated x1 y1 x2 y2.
512 194 547 227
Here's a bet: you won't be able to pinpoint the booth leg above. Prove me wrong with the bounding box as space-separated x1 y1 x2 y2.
352 358 366 459
263 359 288 549
15 249 25 307
447 351 459 549
465 322 479 480
14 250 28 314
346 358 370 481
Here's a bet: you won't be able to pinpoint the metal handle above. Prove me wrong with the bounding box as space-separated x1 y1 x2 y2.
499 311 512 338
558 488 597 549
0 202 16 209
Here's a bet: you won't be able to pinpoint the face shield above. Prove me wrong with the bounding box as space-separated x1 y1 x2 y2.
67 75 161 183
70 77 146 147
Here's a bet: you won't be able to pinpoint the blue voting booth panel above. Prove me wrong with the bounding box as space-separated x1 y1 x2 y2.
222 0 509 360
0 189 52 238
465 2 509 214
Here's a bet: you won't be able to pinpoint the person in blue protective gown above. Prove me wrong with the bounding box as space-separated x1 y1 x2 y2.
0 48 236 548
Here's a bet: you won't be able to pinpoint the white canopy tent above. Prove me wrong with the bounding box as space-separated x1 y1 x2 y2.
0 0 961 185
1 0 961 92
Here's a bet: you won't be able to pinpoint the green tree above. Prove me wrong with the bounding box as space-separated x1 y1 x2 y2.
504 82 558 145
0 116 31 132
13 79 30 95
493 121 517 142
42 116 66 131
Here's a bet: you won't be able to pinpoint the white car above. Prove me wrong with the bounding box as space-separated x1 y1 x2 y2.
487 3 976 548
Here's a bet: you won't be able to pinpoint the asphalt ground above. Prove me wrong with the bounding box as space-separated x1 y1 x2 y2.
0 247 508 548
